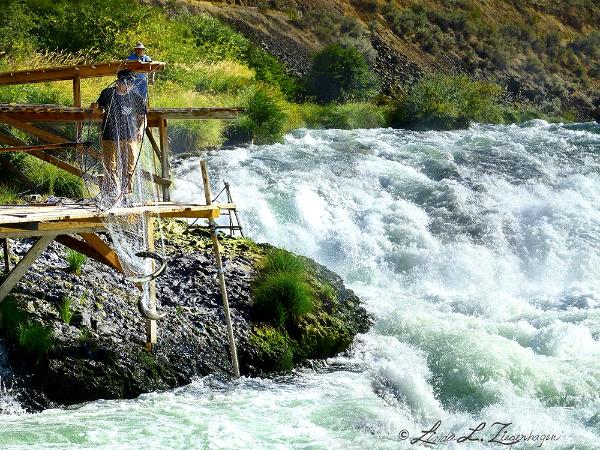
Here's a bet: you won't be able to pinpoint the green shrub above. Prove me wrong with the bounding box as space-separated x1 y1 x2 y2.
18 323 53 359
59 296 74 325
388 74 504 130
570 31 600 58
226 85 288 145
306 45 379 103
252 249 313 327
65 249 87 275
350 0 382 13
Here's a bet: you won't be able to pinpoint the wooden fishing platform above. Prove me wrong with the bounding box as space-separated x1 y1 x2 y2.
0 59 245 356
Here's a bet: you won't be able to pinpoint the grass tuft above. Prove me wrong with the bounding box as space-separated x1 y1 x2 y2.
65 249 87 275
59 296 74 325
18 323 53 359
252 249 313 327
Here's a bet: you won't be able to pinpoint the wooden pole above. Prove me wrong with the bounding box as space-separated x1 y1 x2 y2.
200 160 240 378
73 75 82 137
0 234 56 303
158 119 170 202
145 216 157 350
2 238 11 273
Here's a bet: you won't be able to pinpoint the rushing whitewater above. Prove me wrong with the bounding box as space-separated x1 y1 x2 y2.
0 121 599 448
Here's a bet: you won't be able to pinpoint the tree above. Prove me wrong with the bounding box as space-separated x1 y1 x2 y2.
306 45 379 103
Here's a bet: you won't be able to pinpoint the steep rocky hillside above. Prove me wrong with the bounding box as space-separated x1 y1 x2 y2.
157 0 599 119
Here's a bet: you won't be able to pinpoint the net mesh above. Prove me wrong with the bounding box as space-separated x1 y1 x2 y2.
79 77 165 313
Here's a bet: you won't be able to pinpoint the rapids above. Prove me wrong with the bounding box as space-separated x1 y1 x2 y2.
0 121 599 449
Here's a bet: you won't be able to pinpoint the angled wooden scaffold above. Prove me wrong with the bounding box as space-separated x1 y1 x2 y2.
0 60 243 375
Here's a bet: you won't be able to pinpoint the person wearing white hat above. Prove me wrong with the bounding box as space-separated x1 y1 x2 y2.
126 42 153 101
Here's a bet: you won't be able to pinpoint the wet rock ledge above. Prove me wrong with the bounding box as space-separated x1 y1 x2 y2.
0 221 371 411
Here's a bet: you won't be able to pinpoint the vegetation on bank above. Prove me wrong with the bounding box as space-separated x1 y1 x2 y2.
250 248 356 371
0 1 578 141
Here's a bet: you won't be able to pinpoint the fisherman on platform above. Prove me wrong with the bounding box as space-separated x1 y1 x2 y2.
92 69 147 201
127 42 153 102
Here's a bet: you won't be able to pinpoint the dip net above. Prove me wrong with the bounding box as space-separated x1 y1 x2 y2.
78 77 165 316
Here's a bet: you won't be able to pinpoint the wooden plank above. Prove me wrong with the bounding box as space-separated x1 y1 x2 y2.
0 234 56 303
0 61 165 86
79 232 123 273
0 225 105 239
158 118 170 201
0 106 243 123
0 203 223 224
0 142 89 153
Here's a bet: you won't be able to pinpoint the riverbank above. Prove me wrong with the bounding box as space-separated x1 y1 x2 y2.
0 221 371 412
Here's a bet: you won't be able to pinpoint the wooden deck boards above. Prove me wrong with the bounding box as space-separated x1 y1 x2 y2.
0 202 235 238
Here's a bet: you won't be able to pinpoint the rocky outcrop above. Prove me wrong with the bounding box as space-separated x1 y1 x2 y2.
0 222 371 411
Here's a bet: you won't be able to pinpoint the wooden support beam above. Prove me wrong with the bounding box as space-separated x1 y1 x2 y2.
0 142 89 153
158 118 170 201
54 234 119 273
0 106 244 124
0 130 24 147
73 75 82 137
0 114 70 144
0 130 83 180
79 232 123 273
145 127 161 160
0 61 165 86
0 234 56 303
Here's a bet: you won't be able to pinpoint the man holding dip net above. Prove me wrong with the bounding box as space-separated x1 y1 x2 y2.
93 69 147 204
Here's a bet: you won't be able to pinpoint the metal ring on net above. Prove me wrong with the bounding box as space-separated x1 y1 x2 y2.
125 251 168 320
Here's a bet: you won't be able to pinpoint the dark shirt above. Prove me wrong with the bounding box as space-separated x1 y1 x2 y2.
97 86 147 141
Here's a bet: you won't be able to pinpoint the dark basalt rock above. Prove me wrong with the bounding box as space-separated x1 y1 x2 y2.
0 222 371 411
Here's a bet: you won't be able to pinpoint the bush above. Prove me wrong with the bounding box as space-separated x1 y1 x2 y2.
65 249 87 275
226 85 288 145
252 249 313 327
306 45 379 103
389 74 504 130
570 31 600 58
351 0 382 13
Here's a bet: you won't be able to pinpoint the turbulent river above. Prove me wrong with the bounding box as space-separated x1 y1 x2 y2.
1 121 599 448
